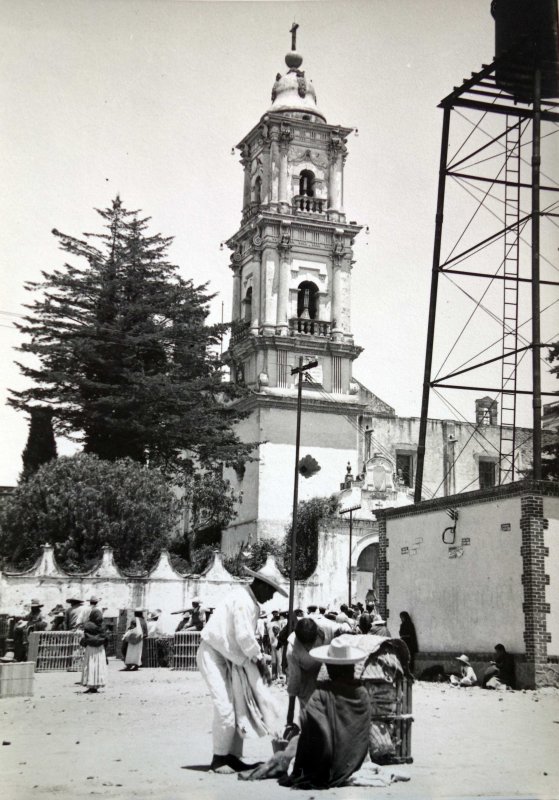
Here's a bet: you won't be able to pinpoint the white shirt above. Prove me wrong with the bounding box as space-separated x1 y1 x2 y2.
200 584 262 666
147 619 164 637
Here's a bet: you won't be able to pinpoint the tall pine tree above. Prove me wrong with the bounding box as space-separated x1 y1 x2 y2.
10 197 253 479
20 407 57 482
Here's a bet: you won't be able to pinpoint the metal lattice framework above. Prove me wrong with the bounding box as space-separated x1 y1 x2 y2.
415 46 559 502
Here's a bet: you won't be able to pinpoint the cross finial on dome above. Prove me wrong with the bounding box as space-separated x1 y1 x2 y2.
290 22 299 51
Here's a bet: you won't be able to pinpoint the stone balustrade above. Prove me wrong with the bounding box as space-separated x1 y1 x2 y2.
292 195 325 215
289 317 331 337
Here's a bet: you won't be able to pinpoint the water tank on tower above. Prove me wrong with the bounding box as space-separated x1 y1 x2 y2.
491 0 559 99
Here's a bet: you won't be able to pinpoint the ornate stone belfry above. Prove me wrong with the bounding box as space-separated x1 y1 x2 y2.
226 29 362 396
223 28 373 548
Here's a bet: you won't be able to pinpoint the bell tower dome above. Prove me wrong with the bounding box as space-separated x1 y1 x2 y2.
227 25 362 394
223 27 369 548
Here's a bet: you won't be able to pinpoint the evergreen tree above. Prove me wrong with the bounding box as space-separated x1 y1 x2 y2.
20 407 57 482
9 197 253 478
0 454 181 572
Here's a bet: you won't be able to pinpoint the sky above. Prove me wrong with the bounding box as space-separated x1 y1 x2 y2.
1 0 557 485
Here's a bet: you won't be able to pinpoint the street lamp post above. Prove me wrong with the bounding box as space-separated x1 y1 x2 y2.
339 484 362 609
288 357 318 633
347 509 353 606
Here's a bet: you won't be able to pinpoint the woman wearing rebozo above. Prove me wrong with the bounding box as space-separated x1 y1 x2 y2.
80 608 108 693
122 608 148 670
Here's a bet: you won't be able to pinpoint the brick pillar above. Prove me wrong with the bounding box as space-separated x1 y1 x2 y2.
520 493 548 687
377 513 388 620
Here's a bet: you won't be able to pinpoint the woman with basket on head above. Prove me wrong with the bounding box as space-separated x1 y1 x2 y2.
80 608 108 693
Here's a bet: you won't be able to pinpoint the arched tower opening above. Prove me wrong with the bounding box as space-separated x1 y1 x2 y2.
243 286 253 322
297 280 319 320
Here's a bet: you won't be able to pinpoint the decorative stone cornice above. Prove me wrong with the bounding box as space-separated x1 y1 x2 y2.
234 390 370 417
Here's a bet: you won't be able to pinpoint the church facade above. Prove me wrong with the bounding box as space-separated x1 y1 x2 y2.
221 34 537 559
222 35 391 553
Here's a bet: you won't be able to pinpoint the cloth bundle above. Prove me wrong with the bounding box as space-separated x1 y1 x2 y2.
230 660 282 739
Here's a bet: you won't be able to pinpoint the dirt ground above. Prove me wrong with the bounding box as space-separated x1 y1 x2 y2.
1 660 558 800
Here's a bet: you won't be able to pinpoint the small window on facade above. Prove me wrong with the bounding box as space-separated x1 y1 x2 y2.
243 287 252 322
481 408 491 426
297 281 319 319
299 170 315 197
479 459 497 489
396 453 413 488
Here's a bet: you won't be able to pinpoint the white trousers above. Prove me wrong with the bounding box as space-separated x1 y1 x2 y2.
197 640 243 757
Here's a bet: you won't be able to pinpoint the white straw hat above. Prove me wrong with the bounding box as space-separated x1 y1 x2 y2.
309 637 367 665
243 564 288 597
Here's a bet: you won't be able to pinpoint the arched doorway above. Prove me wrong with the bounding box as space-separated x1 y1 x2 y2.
356 542 379 606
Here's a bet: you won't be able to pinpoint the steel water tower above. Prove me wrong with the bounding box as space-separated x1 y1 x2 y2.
415 0 559 500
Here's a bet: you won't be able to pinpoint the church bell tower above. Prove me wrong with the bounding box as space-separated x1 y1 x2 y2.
223 27 367 549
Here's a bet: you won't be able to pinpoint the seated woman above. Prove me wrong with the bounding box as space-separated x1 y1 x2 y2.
450 654 477 686
282 638 370 789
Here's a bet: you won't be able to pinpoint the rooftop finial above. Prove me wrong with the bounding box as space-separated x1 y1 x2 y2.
290 21 299 51
286 22 303 70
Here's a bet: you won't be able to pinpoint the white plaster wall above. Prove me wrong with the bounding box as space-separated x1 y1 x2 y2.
385 496 525 652
544 496 559 657
257 441 356 536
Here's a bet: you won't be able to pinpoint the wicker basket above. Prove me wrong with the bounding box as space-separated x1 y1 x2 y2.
0 661 34 698
172 631 201 670
28 631 84 672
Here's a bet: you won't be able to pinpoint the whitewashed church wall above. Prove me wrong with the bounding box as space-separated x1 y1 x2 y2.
0 540 360 626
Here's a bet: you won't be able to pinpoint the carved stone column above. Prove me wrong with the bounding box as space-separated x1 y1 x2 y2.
261 246 279 335
270 128 279 207
328 134 347 215
276 221 292 334
278 123 293 211
231 261 242 322
331 231 345 341
241 144 251 211
258 121 271 206
251 229 263 334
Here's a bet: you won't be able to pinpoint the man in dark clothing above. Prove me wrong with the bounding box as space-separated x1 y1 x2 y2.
26 600 48 634
482 643 516 689
177 598 206 632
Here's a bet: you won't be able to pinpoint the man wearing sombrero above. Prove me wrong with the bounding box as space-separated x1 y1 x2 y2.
26 599 47 634
197 563 288 774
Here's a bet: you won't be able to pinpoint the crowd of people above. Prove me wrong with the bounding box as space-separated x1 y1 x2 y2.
2 583 518 788
187 566 418 786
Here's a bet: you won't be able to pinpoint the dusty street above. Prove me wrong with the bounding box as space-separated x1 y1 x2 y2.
1 660 558 800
